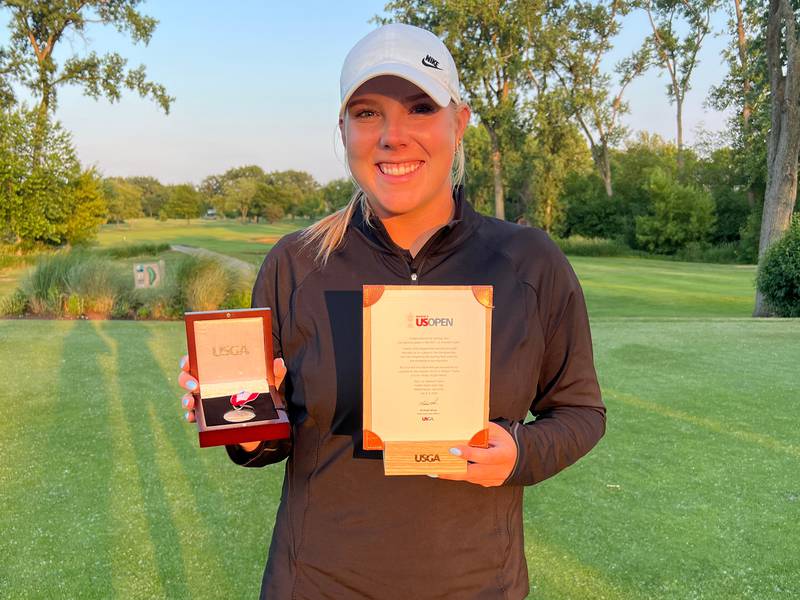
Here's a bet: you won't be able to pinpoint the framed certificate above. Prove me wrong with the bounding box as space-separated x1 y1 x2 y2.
185 308 290 448
363 285 493 475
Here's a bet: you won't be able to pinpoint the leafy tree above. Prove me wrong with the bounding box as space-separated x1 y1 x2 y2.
554 0 651 196
641 0 717 167
634 167 716 253
223 176 261 223
527 91 593 234
0 0 173 159
264 170 320 217
164 184 201 223
752 0 800 315
693 147 750 244
320 178 356 212
200 165 268 220
63 170 107 244
254 198 285 223
463 123 495 215
102 177 142 224
380 0 546 220
708 0 766 208
126 176 167 218
0 107 106 245
562 173 628 238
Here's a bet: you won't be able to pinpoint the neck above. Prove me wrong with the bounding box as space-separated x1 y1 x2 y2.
376 186 455 257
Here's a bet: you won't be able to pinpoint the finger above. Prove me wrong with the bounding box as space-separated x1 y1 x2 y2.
273 358 287 388
181 392 195 411
179 354 191 373
179 370 198 392
449 444 508 465
185 409 196 423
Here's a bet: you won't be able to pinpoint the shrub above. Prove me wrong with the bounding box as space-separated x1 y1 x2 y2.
100 243 171 259
738 205 762 264
757 216 800 317
674 241 743 264
553 236 638 257
562 174 627 240
635 168 716 254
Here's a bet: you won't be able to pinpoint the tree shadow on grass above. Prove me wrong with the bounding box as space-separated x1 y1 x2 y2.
99 321 239 596
47 321 115 596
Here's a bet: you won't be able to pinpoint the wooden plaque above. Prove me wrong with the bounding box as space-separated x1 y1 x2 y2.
363 285 492 475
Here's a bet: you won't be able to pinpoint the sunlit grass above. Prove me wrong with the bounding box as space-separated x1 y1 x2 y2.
95 218 312 265
1 219 796 599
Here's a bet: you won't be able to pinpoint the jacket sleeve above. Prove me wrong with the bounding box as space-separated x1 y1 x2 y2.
225 246 293 468
500 242 606 486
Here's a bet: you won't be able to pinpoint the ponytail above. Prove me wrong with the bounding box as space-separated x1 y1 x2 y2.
301 189 372 265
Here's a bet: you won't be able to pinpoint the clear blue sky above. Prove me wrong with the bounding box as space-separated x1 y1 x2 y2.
4 1 731 185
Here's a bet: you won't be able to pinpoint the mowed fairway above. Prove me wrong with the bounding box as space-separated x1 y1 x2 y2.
1 229 798 599
95 218 311 265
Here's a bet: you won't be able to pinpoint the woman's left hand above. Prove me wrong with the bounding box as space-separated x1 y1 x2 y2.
436 421 517 487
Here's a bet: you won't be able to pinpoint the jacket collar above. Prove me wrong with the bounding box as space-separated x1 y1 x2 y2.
350 185 481 262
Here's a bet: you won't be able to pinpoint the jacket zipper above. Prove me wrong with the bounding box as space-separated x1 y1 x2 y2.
409 255 427 284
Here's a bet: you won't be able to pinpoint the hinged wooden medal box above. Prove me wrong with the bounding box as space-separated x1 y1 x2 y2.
184 308 290 448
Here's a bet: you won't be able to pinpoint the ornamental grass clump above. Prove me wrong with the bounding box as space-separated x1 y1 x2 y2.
22 251 85 316
757 216 800 317
0 289 28 317
66 256 130 319
172 255 252 313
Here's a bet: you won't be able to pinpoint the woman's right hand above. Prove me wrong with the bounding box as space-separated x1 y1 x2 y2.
179 354 288 452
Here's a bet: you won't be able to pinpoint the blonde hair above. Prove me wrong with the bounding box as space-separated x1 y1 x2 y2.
302 103 467 265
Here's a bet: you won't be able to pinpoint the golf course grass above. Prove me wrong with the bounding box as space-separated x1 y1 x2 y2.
95 218 312 265
1 221 796 599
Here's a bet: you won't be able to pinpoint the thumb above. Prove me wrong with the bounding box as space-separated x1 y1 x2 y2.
273 357 287 388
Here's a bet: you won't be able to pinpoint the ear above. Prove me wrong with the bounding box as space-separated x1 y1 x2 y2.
338 117 346 147
454 103 471 145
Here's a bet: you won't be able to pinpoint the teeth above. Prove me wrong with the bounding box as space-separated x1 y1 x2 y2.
379 161 422 176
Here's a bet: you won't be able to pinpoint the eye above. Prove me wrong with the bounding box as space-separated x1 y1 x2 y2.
411 103 436 114
354 108 376 119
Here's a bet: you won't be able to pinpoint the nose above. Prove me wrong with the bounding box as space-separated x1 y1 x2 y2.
379 112 409 150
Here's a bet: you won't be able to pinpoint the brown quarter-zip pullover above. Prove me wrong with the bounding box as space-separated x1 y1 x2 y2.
227 189 606 599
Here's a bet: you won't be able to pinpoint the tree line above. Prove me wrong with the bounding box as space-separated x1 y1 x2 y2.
1 0 799 316
381 0 800 315
103 168 355 225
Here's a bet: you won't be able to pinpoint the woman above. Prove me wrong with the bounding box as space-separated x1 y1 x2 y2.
179 23 605 599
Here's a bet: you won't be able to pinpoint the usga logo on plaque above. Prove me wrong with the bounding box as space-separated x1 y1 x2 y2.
134 260 165 289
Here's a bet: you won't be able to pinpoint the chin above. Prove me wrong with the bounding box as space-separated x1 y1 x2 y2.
368 188 430 217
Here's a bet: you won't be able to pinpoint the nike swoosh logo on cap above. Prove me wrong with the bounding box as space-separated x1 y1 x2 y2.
421 54 442 70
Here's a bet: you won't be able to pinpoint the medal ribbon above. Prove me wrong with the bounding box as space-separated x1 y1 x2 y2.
230 390 259 408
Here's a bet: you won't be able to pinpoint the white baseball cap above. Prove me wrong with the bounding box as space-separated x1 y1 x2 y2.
339 23 462 118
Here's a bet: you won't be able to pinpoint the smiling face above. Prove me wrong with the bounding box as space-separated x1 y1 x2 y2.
340 75 470 222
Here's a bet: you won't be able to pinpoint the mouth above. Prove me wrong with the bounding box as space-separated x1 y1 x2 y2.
376 161 424 177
